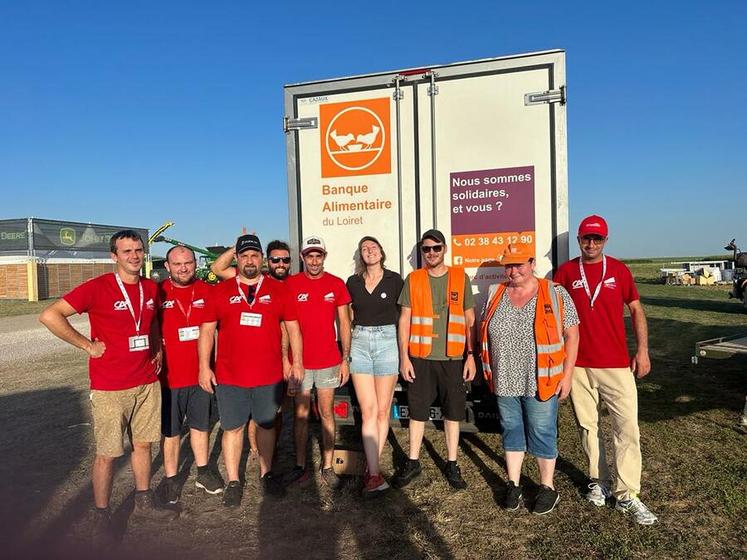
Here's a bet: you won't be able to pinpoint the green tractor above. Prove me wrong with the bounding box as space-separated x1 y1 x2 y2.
148 222 228 284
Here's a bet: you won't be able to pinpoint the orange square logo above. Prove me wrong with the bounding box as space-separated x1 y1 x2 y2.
320 97 391 178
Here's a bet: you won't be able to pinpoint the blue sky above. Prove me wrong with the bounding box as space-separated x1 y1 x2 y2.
1 1 744 258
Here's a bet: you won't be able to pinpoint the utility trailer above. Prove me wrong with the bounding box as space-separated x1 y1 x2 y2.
283 50 569 431
692 334 747 363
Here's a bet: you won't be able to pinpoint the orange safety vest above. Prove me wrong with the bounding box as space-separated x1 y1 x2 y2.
408 267 467 358
479 278 566 401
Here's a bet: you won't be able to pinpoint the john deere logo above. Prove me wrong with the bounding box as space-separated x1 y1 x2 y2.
60 228 76 246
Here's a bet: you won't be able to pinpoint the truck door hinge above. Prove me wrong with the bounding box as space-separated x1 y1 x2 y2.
425 71 439 96
283 116 318 133
524 86 566 106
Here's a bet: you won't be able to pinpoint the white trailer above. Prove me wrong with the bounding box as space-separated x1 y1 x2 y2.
283 50 569 430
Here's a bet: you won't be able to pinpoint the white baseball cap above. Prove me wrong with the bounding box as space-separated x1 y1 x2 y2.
301 235 326 255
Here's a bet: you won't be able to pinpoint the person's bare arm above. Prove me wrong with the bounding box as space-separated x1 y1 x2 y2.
280 322 291 380
198 321 218 393
556 324 579 399
399 306 414 382
39 299 105 357
337 304 352 386
628 300 651 378
284 319 304 390
210 247 237 280
462 307 476 381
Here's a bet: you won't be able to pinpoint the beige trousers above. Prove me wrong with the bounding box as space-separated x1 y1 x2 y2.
570 367 642 500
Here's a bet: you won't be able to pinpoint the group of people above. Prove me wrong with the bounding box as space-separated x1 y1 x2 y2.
38 213 658 545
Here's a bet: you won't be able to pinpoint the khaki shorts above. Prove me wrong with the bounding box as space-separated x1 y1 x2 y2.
90 381 162 457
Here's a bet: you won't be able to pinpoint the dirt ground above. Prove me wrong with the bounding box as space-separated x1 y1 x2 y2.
0 297 745 559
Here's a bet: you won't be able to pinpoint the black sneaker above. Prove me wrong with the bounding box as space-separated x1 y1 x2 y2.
444 461 467 490
223 480 243 508
533 485 560 515
195 469 224 495
261 472 286 498
91 507 115 547
283 465 309 486
157 476 179 505
391 459 422 489
503 481 522 511
132 490 178 521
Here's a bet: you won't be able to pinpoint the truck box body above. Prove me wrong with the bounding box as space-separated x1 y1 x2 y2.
284 50 568 430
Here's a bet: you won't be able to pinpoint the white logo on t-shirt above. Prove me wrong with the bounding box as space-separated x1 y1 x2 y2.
193 298 205 307
603 277 617 289
114 300 128 311
162 300 175 309
323 291 335 303
572 280 584 290
229 295 242 304
297 293 309 302
259 295 271 304
146 298 155 310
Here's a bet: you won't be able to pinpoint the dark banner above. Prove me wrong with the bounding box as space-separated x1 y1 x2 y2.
0 219 29 254
31 219 149 253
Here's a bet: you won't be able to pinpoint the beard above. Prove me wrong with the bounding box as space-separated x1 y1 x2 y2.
269 267 288 280
171 274 196 286
241 265 260 279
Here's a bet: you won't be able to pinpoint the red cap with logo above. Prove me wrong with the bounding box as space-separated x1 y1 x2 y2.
578 215 608 238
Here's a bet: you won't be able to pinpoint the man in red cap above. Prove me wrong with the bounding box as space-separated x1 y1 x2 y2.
554 215 657 525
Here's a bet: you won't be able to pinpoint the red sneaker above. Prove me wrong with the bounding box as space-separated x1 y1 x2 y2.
363 473 389 498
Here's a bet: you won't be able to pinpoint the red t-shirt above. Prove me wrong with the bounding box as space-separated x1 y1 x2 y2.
202 276 297 388
554 256 639 368
64 273 159 390
159 279 212 389
286 272 351 369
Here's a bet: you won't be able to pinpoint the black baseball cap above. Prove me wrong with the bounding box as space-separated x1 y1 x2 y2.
236 234 262 255
420 229 446 245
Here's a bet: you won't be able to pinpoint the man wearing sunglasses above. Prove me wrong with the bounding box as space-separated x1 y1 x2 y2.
554 215 657 525
393 229 476 490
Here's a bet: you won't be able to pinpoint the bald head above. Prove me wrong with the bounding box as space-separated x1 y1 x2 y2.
165 245 197 286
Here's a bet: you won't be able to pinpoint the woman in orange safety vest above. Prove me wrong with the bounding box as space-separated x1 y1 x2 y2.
479 243 579 515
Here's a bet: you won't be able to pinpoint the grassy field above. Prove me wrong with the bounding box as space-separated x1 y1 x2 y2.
0 299 49 317
0 259 745 559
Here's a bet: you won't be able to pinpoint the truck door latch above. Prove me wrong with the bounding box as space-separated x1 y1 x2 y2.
524 86 566 106
284 117 319 133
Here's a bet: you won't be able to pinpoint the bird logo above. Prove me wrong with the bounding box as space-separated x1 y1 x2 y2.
320 98 391 177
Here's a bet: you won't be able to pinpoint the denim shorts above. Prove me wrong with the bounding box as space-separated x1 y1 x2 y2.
496 395 559 459
350 325 399 376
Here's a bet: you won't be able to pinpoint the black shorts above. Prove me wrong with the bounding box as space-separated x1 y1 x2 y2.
215 382 283 431
408 358 467 422
161 385 213 437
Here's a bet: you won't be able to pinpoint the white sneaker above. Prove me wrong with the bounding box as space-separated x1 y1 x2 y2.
615 496 658 525
585 481 612 506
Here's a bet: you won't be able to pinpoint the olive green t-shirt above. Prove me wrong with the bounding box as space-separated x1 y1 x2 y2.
398 271 474 360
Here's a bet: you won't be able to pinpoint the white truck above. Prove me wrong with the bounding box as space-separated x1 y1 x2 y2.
284 50 568 431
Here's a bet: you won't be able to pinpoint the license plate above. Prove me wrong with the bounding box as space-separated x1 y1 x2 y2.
394 405 443 421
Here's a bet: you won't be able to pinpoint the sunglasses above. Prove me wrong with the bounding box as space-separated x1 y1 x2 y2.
268 256 291 264
580 236 606 245
421 244 444 254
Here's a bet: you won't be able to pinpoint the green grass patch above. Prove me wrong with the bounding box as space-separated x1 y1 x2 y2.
0 299 50 318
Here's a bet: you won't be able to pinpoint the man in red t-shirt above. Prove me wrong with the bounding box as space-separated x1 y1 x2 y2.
284 235 352 489
157 245 223 505
554 215 657 525
39 230 175 540
198 234 303 507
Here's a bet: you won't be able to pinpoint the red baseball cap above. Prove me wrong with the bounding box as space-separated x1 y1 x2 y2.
578 215 608 238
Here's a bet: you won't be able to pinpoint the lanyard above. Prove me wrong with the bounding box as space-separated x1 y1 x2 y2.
170 280 196 324
579 255 606 309
235 275 263 309
115 273 144 334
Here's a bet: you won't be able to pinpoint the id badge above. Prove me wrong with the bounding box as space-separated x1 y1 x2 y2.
178 326 199 342
240 312 262 327
128 335 150 352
